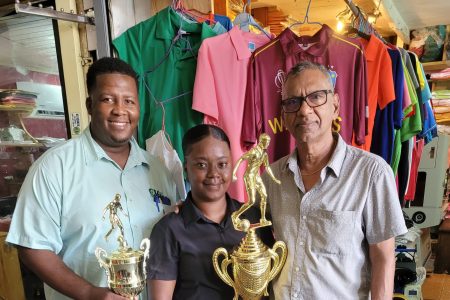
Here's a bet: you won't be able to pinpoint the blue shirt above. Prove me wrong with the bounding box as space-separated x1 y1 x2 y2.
371 48 404 164
6 127 177 300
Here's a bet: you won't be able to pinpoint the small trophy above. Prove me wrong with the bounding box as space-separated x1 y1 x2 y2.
95 194 150 299
212 134 287 300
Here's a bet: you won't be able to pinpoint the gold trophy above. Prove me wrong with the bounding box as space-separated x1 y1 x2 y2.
213 134 287 300
95 194 150 299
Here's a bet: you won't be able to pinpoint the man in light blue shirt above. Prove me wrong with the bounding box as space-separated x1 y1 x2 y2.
7 57 177 299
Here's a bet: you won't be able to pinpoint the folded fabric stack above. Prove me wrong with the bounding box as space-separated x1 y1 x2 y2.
0 89 37 112
430 68 450 80
432 90 450 123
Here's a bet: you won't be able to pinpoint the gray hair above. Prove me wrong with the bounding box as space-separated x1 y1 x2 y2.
285 61 334 92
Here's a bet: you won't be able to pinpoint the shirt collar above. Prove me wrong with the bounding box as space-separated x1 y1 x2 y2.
279 25 333 58
155 7 215 59
283 133 346 178
229 26 252 61
182 192 238 228
81 126 147 168
359 34 383 62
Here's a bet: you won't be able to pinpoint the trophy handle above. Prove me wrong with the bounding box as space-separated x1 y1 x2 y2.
140 238 151 274
267 241 288 282
95 247 111 278
212 247 234 288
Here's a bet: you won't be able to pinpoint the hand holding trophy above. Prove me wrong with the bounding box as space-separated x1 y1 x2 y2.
212 134 287 300
95 194 150 299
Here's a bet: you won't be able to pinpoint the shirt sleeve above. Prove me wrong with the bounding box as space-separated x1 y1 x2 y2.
363 161 408 244
6 155 63 253
112 24 142 72
192 41 219 123
354 49 368 145
241 55 258 149
147 218 179 280
378 49 395 110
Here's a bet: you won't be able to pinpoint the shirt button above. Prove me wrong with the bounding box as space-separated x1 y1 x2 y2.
299 241 304 246
302 215 306 220
293 292 298 298
295 266 300 272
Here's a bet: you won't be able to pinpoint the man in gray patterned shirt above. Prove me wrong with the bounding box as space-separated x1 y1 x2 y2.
263 61 407 300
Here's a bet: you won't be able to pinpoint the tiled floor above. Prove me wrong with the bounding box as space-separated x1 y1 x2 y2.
422 273 450 300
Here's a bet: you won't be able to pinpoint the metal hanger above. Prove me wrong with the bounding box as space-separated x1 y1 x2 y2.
233 0 272 39
289 0 322 29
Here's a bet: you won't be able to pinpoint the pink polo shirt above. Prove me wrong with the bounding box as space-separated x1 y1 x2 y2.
192 27 271 202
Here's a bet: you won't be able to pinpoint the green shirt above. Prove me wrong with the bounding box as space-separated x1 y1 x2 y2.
113 7 216 158
391 59 422 175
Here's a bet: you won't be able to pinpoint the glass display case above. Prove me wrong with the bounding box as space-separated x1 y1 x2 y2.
0 13 69 201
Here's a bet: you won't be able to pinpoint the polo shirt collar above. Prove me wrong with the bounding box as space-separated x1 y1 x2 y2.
229 26 252 61
81 126 147 168
155 7 215 60
279 24 333 58
359 34 378 62
283 133 346 177
182 192 238 228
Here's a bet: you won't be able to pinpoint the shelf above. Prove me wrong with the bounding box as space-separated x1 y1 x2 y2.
423 60 450 72
427 77 450 83
0 142 42 147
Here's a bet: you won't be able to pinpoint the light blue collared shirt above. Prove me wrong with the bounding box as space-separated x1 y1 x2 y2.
7 127 177 300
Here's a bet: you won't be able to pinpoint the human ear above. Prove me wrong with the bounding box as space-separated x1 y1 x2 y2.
86 97 92 115
332 93 340 118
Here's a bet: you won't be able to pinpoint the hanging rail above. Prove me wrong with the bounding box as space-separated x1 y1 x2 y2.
14 1 94 25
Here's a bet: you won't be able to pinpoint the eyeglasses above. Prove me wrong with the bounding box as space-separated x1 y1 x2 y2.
281 89 333 113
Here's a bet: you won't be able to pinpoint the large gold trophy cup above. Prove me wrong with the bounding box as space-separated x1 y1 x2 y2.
213 134 287 300
95 194 150 299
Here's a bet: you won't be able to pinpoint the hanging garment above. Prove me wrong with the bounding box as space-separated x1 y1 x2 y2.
113 7 216 158
146 130 187 201
192 26 270 202
391 53 422 175
241 25 368 162
354 34 395 151
404 137 425 201
371 48 404 164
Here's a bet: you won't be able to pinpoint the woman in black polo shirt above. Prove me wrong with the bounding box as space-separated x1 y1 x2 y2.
147 124 273 300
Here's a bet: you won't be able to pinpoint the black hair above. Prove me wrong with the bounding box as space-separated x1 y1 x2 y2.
86 57 138 94
285 61 334 92
182 124 231 157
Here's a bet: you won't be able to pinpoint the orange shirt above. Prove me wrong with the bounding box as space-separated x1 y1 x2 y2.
353 35 395 150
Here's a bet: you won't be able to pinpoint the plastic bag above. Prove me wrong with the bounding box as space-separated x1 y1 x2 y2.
146 130 187 201
410 25 446 62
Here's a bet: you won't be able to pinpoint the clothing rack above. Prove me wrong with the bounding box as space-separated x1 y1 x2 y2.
343 0 386 43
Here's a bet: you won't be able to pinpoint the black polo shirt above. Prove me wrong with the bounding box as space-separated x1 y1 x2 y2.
147 192 274 300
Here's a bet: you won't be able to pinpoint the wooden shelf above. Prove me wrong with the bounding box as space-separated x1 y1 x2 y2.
428 77 450 83
423 60 450 72
0 142 42 147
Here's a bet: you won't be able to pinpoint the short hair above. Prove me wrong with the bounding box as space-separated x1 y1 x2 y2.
285 61 334 92
86 57 138 94
182 124 231 157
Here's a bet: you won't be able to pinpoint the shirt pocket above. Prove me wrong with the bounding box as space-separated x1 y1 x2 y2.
308 209 356 256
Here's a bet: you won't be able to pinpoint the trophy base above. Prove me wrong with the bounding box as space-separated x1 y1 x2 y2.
109 279 146 298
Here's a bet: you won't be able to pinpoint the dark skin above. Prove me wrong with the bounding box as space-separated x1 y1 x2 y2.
149 135 233 300
18 73 139 300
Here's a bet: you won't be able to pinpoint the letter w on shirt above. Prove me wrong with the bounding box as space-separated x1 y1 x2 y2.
268 116 284 134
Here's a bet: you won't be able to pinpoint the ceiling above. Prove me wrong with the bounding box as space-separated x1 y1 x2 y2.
252 0 450 39
0 13 58 74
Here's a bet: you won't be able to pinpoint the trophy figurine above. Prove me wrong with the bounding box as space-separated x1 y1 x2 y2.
95 194 150 299
212 134 287 300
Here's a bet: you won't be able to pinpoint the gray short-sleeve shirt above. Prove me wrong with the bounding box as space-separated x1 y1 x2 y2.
263 134 407 300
